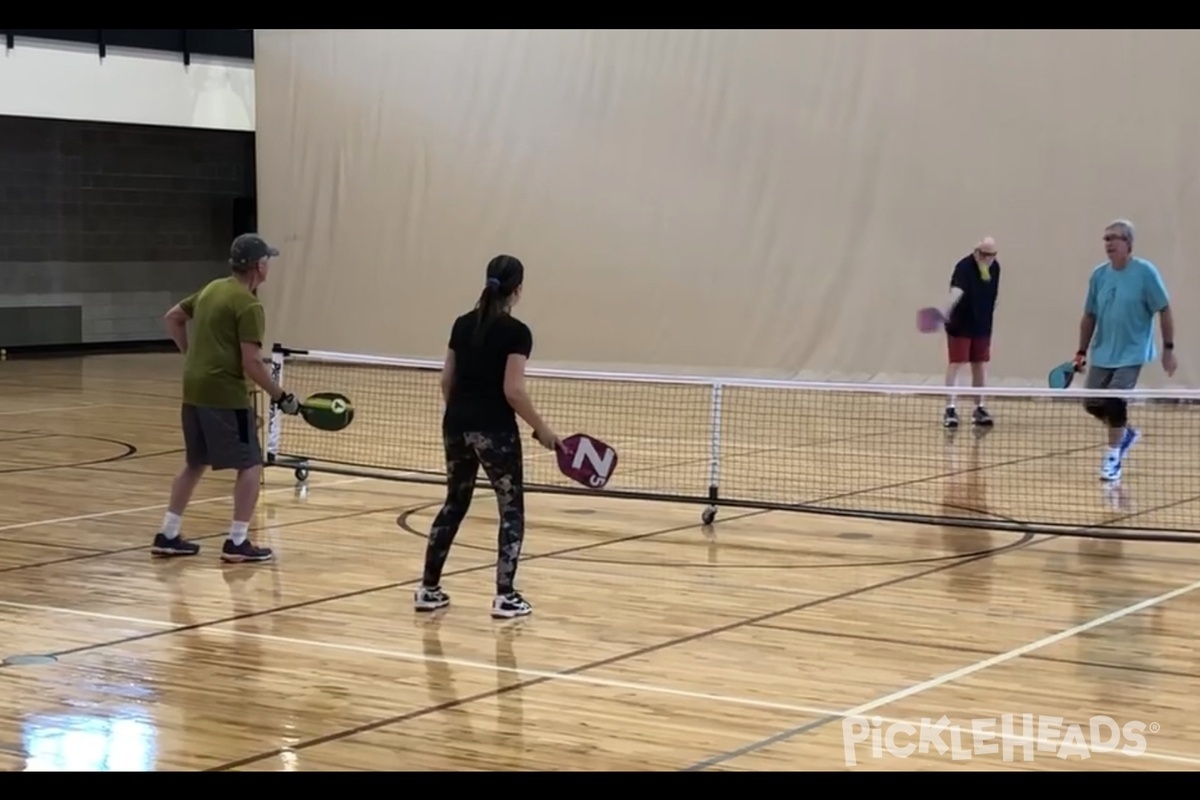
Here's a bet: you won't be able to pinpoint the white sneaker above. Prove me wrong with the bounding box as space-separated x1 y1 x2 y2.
1099 453 1121 482
414 585 450 611
492 591 532 619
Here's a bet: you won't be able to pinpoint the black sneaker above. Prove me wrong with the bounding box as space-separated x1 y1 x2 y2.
492 591 532 619
150 532 199 556
414 585 450 612
973 406 994 427
943 407 959 428
151 533 200 557
220 538 273 563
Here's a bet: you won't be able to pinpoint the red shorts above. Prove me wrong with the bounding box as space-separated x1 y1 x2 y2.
947 335 991 364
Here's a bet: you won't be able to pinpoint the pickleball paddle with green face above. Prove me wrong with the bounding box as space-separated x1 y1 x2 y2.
296 391 355 431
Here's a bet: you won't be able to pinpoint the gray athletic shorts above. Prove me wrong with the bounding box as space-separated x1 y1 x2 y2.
1085 365 1142 392
181 403 262 471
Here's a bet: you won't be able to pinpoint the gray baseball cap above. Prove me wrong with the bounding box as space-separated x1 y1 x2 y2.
230 233 280 266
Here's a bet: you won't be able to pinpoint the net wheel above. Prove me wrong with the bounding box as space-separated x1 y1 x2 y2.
701 506 717 525
294 467 309 483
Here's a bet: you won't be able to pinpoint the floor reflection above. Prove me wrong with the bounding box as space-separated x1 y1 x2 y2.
22 708 157 771
415 612 527 768
938 426 994 598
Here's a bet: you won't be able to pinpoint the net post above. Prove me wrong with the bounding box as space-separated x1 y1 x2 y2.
702 381 723 525
266 343 284 467
253 384 265 489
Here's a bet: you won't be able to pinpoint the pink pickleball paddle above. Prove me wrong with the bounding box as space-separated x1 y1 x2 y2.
916 306 946 333
544 433 619 489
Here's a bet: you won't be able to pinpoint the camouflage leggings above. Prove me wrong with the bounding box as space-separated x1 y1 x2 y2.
422 430 526 595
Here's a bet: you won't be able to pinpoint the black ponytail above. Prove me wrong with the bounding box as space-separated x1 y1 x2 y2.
473 278 507 345
472 255 524 345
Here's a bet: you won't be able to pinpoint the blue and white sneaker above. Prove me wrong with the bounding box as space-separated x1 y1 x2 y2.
1099 427 1140 482
1100 452 1122 482
1118 426 1141 457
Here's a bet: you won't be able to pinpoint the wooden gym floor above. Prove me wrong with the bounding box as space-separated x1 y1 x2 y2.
2 352 1200 771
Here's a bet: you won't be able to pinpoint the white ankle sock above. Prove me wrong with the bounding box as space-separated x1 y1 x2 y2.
229 521 249 546
161 512 182 539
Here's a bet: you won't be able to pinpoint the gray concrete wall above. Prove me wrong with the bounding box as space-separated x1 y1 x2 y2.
0 115 256 349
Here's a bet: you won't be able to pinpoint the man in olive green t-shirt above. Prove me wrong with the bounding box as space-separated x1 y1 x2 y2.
150 233 300 564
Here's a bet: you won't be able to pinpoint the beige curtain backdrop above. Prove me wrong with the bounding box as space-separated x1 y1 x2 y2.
253 29 1200 388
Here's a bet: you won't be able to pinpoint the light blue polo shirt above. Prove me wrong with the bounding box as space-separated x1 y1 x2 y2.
1084 256 1170 368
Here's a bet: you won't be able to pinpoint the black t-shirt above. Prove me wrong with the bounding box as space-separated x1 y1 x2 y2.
442 310 533 435
945 255 1000 337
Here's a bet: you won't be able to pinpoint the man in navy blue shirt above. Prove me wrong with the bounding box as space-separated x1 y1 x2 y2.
941 237 1000 429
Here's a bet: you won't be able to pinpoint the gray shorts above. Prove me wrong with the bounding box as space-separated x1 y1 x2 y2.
1085 365 1142 391
181 403 262 471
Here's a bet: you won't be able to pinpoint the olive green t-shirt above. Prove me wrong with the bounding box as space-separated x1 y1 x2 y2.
180 276 265 409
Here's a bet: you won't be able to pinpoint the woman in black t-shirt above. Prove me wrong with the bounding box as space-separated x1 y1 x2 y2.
415 254 560 619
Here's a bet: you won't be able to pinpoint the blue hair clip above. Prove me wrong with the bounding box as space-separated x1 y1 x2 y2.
486 277 501 290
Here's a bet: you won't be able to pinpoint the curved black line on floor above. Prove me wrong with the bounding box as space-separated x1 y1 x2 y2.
394 496 1030 570
116 447 183 462
0 434 137 474
73 448 187 476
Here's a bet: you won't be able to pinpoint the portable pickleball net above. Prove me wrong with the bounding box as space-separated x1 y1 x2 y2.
263 344 1200 540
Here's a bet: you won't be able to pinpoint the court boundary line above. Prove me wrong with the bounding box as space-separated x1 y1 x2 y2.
684 572 1200 770
2 597 1197 769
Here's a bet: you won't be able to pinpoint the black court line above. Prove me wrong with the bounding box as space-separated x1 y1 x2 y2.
0 501 412 575
778 440 1103 510
0 449 189 481
751 622 1200 682
0 433 57 445
0 434 136 475
1 538 108 554
395 504 1029 571
610 422 937 480
280 418 936 488
203 528 1042 771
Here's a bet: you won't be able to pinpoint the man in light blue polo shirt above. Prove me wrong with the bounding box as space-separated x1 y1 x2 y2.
1073 218 1177 482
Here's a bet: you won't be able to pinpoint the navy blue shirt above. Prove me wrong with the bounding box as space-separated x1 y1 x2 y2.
945 255 1000 337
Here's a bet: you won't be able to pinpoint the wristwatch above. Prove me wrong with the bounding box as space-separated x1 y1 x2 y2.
1165 342 1175 350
